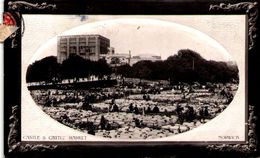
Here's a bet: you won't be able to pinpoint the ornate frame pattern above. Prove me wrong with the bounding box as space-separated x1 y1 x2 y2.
207 2 258 153
6 1 56 48
8 1 56 11
5 1 259 157
209 2 258 51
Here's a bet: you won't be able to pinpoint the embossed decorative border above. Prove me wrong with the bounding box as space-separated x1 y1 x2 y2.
8 105 57 153
206 105 257 153
6 1 56 48
8 1 56 11
5 1 258 157
6 0 58 154
208 2 258 153
209 2 258 51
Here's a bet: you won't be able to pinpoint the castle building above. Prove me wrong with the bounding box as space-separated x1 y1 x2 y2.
57 34 110 63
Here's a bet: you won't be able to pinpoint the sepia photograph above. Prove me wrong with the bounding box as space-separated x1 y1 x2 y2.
21 15 245 142
4 0 259 157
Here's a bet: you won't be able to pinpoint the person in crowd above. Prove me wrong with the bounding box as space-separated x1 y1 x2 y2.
112 103 119 112
82 102 92 111
177 125 181 134
146 94 151 101
84 94 90 103
143 94 147 100
146 106 152 114
142 107 146 115
108 104 112 112
111 98 115 105
87 122 95 135
108 98 116 112
47 90 51 96
128 103 134 112
176 104 184 116
100 115 107 130
199 106 209 123
134 105 139 114
176 104 184 124
199 106 204 122
44 96 52 107
152 105 160 113
185 105 195 122
51 97 57 107
133 118 144 128
134 118 140 127
81 94 92 110
204 106 209 118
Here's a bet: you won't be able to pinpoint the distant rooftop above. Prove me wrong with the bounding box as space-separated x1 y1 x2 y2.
100 53 130 58
58 34 109 40
132 54 161 59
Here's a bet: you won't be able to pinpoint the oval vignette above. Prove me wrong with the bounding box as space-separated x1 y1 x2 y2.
26 18 239 140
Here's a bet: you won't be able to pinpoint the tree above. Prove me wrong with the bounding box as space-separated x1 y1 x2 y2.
60 54 92 81
132 60 153 81
112 49 239 84
165 49 206 83
164 49 239 84
116 64 133 78
149 61 168 80
26 49 239 85
26 56 61 83
92 59 112 80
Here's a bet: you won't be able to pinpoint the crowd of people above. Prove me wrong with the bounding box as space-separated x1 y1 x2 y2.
32 81 237 136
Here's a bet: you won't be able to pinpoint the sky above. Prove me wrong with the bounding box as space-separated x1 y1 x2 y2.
22 15 246 66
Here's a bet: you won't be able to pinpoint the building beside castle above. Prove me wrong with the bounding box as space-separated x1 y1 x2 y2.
57 34 161 66
100 52 131 67
57 34 111 63
130 54 162 65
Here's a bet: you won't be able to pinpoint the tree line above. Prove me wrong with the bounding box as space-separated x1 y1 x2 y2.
26 49 239 84
117 49 239 84
26 55 111 83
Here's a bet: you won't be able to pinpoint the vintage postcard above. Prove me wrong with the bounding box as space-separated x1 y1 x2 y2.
4 0 259 157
